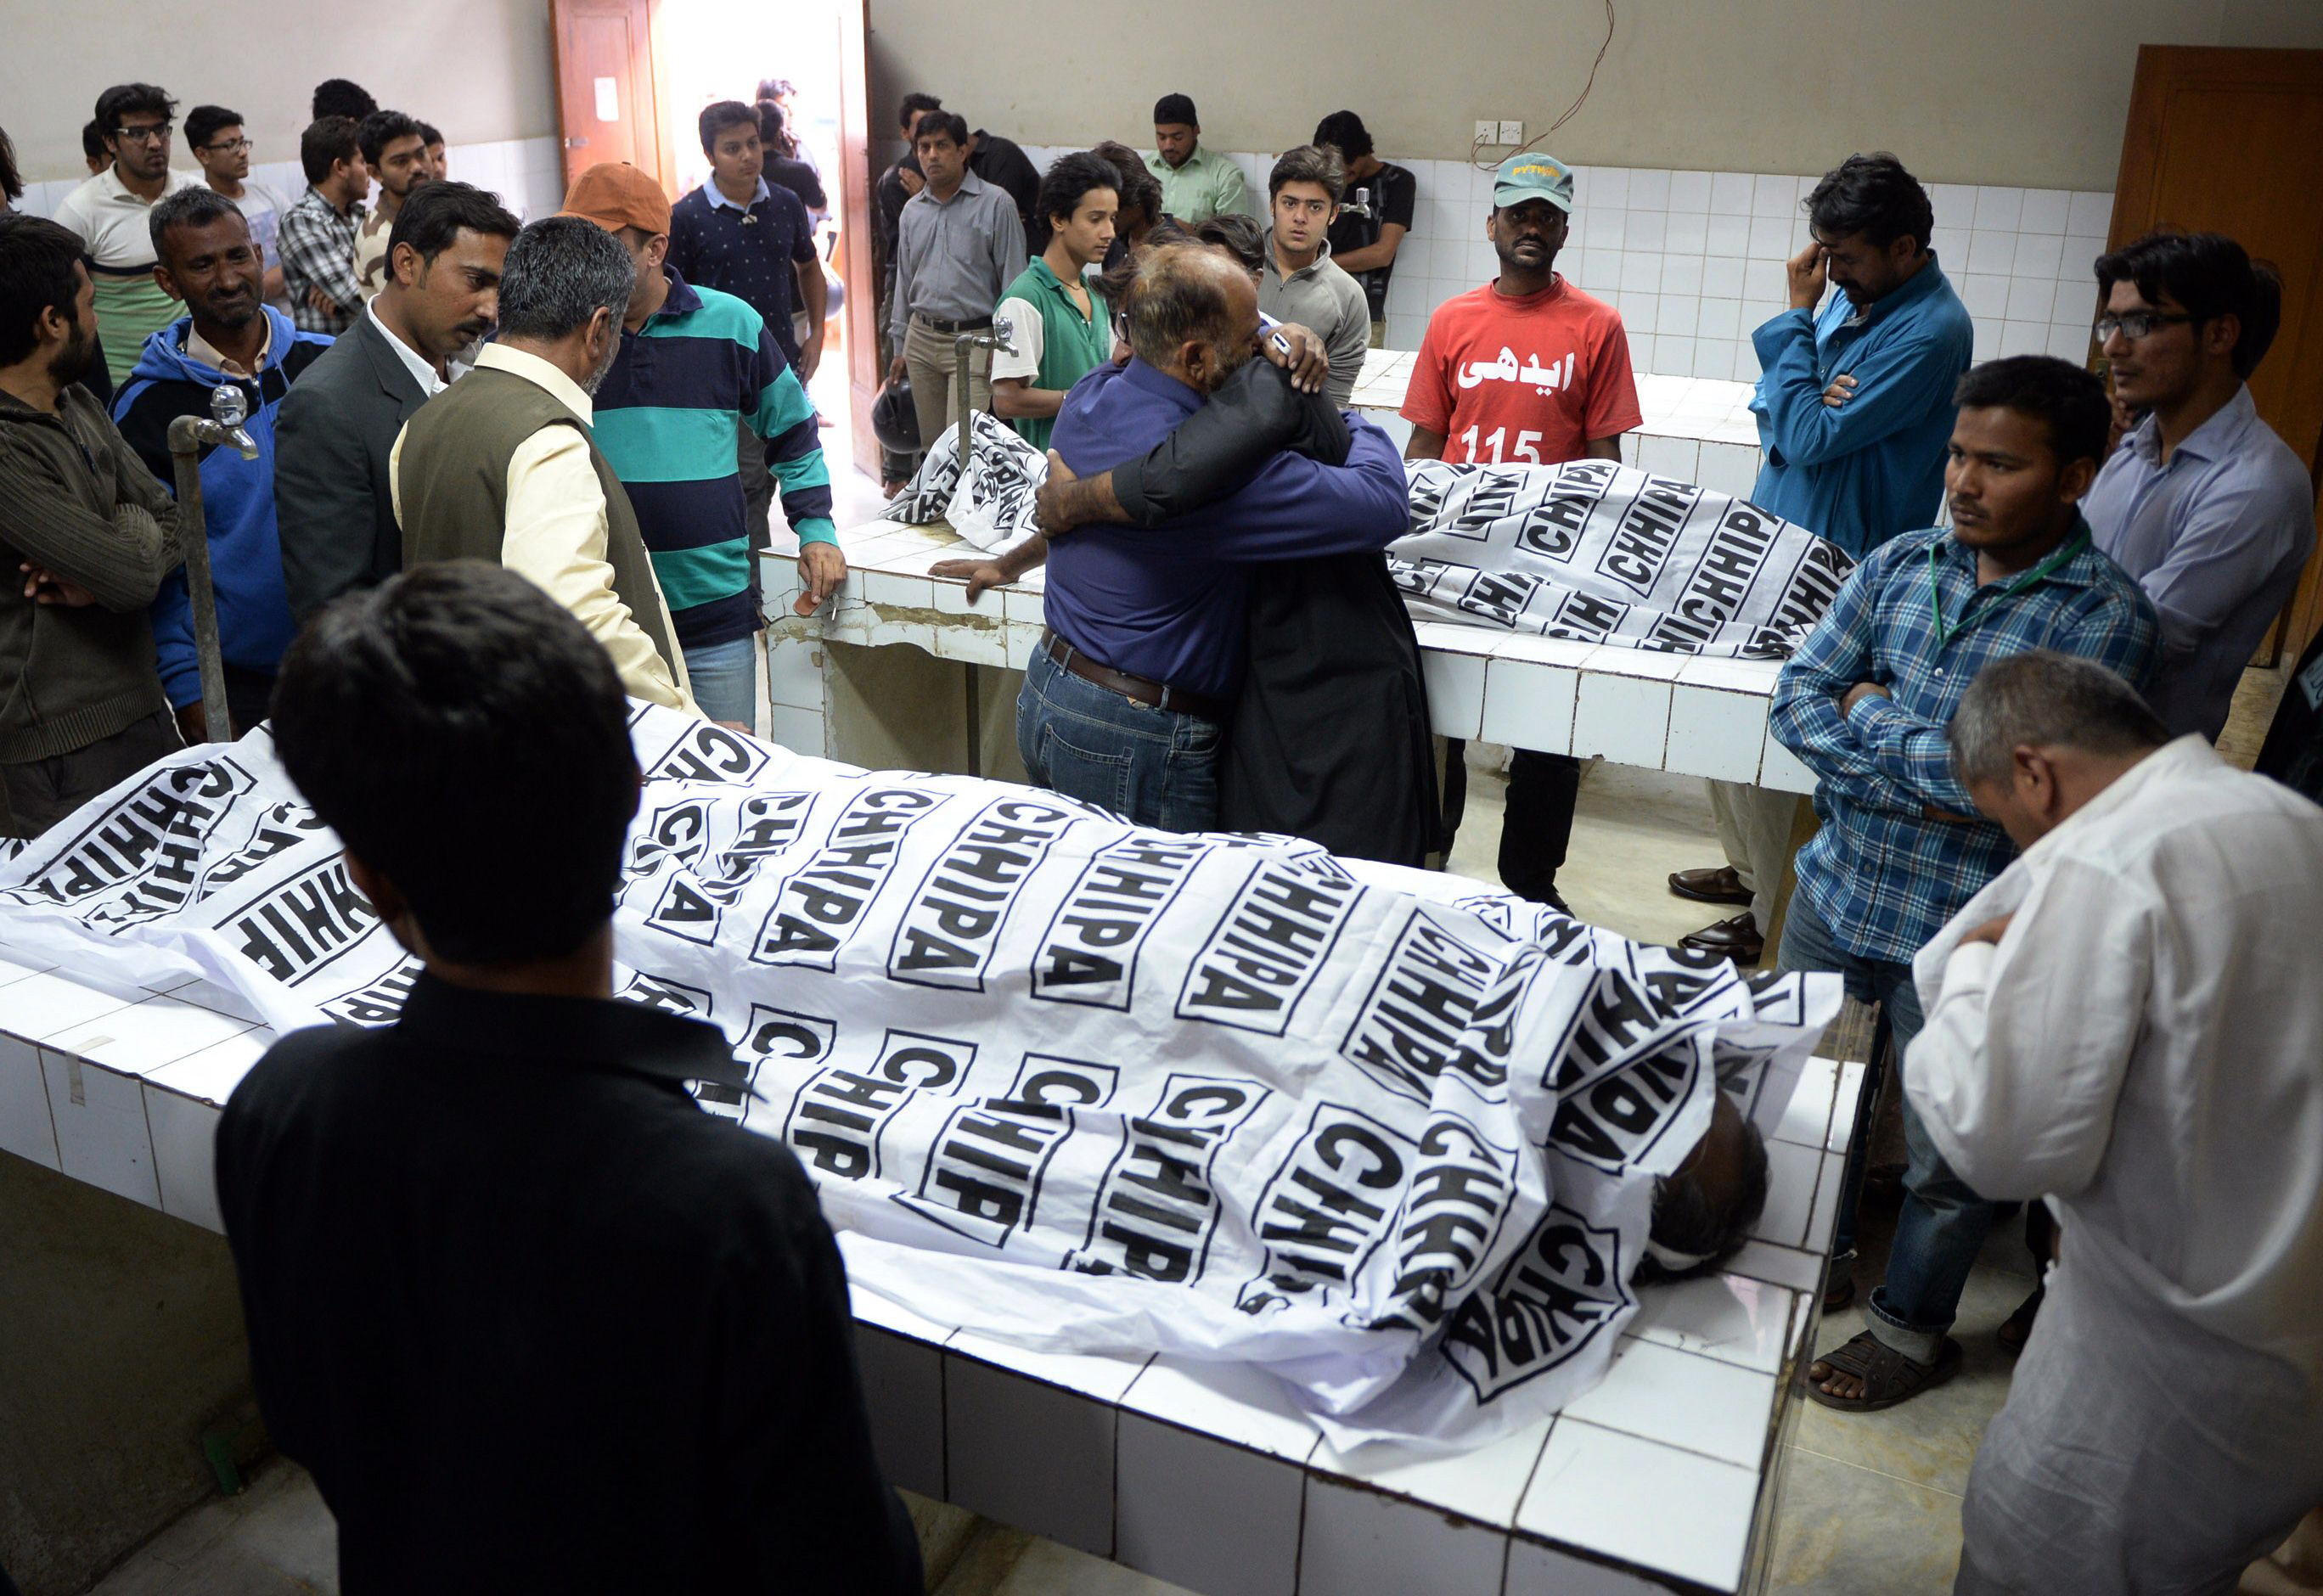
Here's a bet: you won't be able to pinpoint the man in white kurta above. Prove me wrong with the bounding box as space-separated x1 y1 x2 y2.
1906 649 2323 1596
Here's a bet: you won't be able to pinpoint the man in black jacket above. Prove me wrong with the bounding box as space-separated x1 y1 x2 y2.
217 560 920 1593
273 181 515 620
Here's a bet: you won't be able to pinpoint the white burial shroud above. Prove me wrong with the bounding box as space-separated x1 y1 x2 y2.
0 705 1836 1449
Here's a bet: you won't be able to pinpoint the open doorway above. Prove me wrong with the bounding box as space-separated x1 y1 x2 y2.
650 0 875 505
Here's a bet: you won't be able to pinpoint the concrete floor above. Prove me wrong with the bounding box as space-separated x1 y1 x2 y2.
78 466 2305 1596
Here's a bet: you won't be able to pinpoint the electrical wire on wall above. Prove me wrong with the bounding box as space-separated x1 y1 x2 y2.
1469 0 1616 168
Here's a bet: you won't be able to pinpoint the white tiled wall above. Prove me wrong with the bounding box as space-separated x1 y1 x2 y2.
12 135 571 230
991 143 2114 385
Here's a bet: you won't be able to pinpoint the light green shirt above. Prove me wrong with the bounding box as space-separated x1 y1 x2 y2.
1144 143 1251 224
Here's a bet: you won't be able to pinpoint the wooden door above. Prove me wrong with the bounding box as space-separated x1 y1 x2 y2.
2109 46 2323 657
836 0 882 477
550 0 668 195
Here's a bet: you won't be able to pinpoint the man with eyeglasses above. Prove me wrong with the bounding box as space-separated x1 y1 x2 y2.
185 106 288 306
50 83 202 379
2081 230 2315 744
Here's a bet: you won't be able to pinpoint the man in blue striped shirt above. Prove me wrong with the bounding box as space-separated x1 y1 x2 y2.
560 164 841 730
1773 356 2157 1413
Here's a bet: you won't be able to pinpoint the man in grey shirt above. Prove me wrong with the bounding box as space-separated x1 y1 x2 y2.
1257 145 1370 405
886 110 1026 455
2082 229 2315 742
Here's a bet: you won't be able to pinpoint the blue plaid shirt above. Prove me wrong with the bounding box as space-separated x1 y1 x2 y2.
1772 519 2158 964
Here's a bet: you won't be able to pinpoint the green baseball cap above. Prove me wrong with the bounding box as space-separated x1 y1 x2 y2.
1493 152 1576 212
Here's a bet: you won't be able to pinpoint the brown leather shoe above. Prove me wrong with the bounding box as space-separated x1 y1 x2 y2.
1679 911 1765 964
1668 864 1753 907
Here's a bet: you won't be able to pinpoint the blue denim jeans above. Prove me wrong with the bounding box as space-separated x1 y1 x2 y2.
1016 643 1221 831
683 635 758 728
1778 889 1993 1363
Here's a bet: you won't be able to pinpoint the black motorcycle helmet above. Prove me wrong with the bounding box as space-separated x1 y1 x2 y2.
872 373 920 454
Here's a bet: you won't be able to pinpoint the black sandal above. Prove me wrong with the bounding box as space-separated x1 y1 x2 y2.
1803 1330 1962 1413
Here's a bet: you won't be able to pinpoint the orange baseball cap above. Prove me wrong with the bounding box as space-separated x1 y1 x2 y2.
557 162 672 236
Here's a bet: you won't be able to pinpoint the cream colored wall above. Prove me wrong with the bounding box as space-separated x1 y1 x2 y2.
2 0 558 182
865 0 2323 192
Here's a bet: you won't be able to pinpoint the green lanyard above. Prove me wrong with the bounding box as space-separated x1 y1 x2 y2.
1928 525 2090 649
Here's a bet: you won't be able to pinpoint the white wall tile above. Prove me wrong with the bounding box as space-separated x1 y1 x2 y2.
1966 228 2018 276
1559 1337 1778 1470
1621 290 1657 334
2012 230 2065 280
1581 208 1626 250
2019 188 2071 233
1420 645 1488 740
2067 190 2114 236
1656 335 1696 377
1504 1540 1672 1594
1618 252 1662 295
1655 294 1699 337
1999 319 2047 356
2051 278 2098 325
945 1352 1125 1556
1624 211 1666 252
1929 225 1971 263
1709 171 1755 216
2062 233 2108 281
1741 258 1786 301
1930 182 1978 228
1696 297 1743 340
1959 273 2011 320
1476 655 1577 753
1663 211 1708 256
1704 212 1750 258
1730 340 1764 382
1626 169 1671 210
2046 322 2093 362
1668 170 1712 213
1973 184 2025 232
1701 256 1745 296
1750 172 1796 218
1746 215 1796 259
1659 254 1704 297
1589 167 1629 208
2006 275 2059 321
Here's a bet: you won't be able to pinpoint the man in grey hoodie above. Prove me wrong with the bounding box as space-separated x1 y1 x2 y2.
0 215 181 837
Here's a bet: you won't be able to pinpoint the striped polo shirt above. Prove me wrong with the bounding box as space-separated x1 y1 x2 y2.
593 268 836 651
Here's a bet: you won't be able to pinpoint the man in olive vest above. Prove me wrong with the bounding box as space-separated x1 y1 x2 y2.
391 216 698 713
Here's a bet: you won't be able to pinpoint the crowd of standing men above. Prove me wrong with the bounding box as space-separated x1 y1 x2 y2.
2 65 2321 1596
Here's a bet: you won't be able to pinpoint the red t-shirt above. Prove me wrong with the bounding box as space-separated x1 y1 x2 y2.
1400 276 1642 464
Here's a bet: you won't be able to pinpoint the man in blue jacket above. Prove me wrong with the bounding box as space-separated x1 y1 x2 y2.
113 187 329 739
1673 152 1975 968
1021 244 1409 830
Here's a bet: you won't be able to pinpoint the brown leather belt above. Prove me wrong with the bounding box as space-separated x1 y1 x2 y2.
1041 629 1229 722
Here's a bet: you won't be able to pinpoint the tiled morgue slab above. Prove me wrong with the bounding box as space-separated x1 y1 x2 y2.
0 936 1859 1594
1349 350 1766 499
757 526 1814 795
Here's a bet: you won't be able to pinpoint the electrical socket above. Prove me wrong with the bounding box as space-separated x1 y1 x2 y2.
1498 120 1525 145
1474 119 1499 145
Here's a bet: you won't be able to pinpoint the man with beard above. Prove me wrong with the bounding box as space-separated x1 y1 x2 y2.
391 216 698 714
275 180 516 620
352 110 433 304
110 188 332 739
0 215 182 835
1016 244 1407 829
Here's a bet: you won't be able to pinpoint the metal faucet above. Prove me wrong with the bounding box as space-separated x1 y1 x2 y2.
166 384 259 743
953 312 1019 486
1341 185 1373 220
